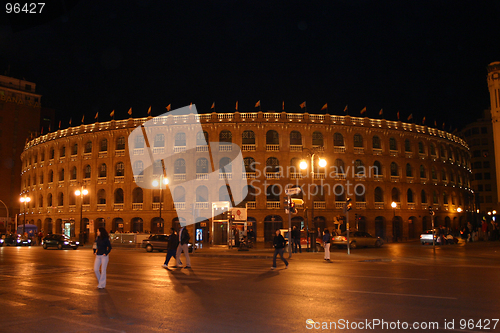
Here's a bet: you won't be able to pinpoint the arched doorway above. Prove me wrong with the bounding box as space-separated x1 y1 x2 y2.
264 215 283 243
444 216 451 230
392 216 403 242
151 217 164 234
422 216 431 232
247 216 257 241
55 218 63 234
375 216 385 239
131 217 143 232
312 216 326 235
111 217 123 232
408 216 417 239
356 215 367 232
291 216 304 230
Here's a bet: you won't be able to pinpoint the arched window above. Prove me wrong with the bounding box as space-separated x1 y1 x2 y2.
38 194 43 207
97 189 106 204
266 130 279 145
244 157 256 172
153 160 163 175
441 169 447 181
100 138 108 152
115 162 124 177
433 191 438 204
372 136 381 149
174 186 185 202
219 157 232 173
219 130 232 144
243 185 256 202
389 137 397 151
133 161 144 176
132 187 143 203
48 170 54 182
72 143 78 155
266 157 280 173
418 142 424 154
289 157 301 173
174 159 186 174
134 135 144 149
99 163 107 178
312 131 323 147
406 163 412 177
335 158 345 175
50 147 55 159
354 159 364 176
334 133 344 146
84 165 91 179
374 187 384 202
59 168 65 181
242 130 255 144
175 132 186 146
290 131 302 145
430 143 436 156
266 185 280 201
196 186 209 202
407 189 414 203
85 141 92 153
372 160 382 176
431 167 437 180
420 165 426 179
196 131 209 145
39 172 44 184
196 158 209 173
116 136 126 150
421 190 427 204
47 193 53 207
114 188 124 203
391 187 400 202
353 134 363 147
443 192 448 204
440 145 446 159
58 192 64 206
390 162 398 176
404 139 411 152
154 134 165 147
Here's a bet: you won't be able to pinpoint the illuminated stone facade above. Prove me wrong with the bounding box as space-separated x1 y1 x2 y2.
21 112 473 243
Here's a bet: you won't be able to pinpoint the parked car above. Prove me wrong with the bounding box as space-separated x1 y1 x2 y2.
332 231 384 249
42 234 79 250
2 234 32 246
279 229 324 252
420 230 458 245
142 234 169 252
142 234 197 253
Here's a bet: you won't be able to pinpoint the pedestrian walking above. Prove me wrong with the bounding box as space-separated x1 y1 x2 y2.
271 229 288 270
292 226 302 253
323 229 331 260
93 227 112 289
176 226 191 268
163 228 180 268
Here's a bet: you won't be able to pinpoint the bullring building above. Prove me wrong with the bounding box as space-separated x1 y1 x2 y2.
20 111 473 244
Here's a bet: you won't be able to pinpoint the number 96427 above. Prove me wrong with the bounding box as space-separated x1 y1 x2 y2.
6 3 45 14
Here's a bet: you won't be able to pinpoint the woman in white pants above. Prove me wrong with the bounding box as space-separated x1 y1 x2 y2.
94 227 112 289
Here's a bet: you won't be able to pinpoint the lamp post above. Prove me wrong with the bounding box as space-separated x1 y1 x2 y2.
75 187 88 244
19 196 31 235
152 175 169 230
299 148 327 252
391 201 397 216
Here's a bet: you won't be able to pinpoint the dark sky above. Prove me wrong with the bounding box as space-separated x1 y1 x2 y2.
2 0 500 131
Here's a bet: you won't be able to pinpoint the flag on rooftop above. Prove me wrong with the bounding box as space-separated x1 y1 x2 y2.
321 103 328 111
343 105 348 113
211 102 215 109
110 110 115 118
166 104 171 111
128 108 132 116
255 100 260 108
379 109 383 116
147 106 151 116
300 101 306 109
360 106 366 114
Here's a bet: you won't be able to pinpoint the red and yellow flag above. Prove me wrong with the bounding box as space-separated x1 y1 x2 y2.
211 102 215 109
300 101 306 109
360 106 366 114
128 108 132 116
110 110 115 118
166 104 171 111
255 100 260 108
321 103 328 111
147 106 151 115
235 101 238 111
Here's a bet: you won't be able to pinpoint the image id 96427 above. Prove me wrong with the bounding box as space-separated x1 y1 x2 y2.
5 3 45 14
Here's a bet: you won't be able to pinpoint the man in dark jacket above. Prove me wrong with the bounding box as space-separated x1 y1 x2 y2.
163 228 180 268
272 229 288 270
291 226 301 253
176 226 191 268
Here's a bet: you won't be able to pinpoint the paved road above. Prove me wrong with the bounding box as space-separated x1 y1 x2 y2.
1 241 499 332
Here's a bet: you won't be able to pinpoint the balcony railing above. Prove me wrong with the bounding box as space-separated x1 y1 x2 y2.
243 172 256 179
174 146 186 153
99 151 108 158
116 149 125 157
152 203 163 210
314 201 326 209
407 203 416 210
113 203 124 211
174 174 186 181
266 201 281 209
335 201 345 209
97 204 107 211
154 147 165 154
114 176 125 183
133 148 144 155
241 144 255 152
266 144 279 151
246 202 256 209
196 173 209 180
354 147 364 154
334 146 345 153
219 173 232 180
356 202 366 209
195 202 209 210
132 203 143 210
174 202 186 210
196 145 208 152
372 148 382 155
219 144 232 152
98 177 107 184
266 172 281 179
290 145 302 152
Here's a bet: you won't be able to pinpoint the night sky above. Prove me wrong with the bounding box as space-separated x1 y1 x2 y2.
2 0 500 131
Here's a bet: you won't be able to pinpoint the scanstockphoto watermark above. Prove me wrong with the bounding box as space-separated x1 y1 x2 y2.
247 179 367 201
305 318 500 330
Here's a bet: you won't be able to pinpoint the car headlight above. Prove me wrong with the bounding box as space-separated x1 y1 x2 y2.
0 239 4 243
28 240 31 243
64 241 69 245
17 240 21 243
75 242 79 245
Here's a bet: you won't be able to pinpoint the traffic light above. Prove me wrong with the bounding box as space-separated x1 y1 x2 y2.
344 198 352 213
222 210 228 220
428 206 435 216
289 200 296 214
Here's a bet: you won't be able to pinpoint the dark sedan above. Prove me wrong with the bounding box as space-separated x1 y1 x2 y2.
332 231 384 249
142 234 196 253
42 234 79 250
2 234 32 246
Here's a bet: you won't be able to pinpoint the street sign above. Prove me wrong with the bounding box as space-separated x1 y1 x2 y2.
285 187 302 196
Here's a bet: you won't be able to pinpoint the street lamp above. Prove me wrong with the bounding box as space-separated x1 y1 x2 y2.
75 187 88 244
299 148 327 252
152 175 169 229
457 207 462 213
391 201 397 216
19 196 31 235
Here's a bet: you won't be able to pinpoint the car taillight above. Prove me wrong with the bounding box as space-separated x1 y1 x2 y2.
341 236 347 241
